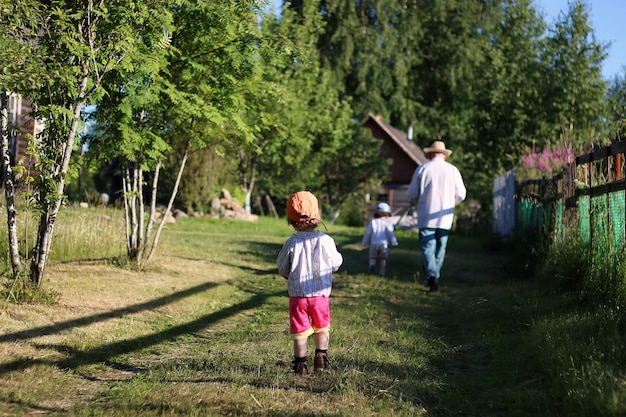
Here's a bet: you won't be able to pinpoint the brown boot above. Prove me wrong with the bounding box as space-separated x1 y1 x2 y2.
314 351 331 372
292 357 308 376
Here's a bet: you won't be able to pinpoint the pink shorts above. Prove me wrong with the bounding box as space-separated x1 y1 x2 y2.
289 296 330 339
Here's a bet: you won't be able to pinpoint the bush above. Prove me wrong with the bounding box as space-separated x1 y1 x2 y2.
2 275 60 304
334 200 365 227
539 230 590 293
539 220 626 308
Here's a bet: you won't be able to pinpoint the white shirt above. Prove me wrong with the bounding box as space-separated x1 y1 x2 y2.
361 218 398 248
277 231 343 297
408 156 466 230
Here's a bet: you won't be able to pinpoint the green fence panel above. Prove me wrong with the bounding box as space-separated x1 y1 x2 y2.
579 195 590 245
512 142 626 256
515 197 564 242
609 190 625 247
591 195 609 255
517 198 535 233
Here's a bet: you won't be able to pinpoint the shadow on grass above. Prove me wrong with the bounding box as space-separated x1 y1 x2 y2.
0 283 283 377
0 281 219 344
2 223 557 416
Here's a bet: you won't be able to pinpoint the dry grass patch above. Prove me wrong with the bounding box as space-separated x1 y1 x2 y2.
0 250 248 415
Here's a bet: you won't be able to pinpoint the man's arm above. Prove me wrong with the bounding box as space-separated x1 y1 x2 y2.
454 168 467 205
408 167 421 205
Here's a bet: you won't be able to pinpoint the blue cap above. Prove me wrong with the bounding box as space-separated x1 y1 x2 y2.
376 202 391 213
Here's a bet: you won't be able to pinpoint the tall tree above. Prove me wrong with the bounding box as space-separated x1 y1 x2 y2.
606 72 626 140
90 0 267 268
465 0 548 201
252 0 387 220
313 0 611 212
317 0 501 208
318 0 409 125
0 93 21 277
540 0 609 146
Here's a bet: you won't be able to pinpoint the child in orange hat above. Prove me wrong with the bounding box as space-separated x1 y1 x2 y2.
277 190 343 376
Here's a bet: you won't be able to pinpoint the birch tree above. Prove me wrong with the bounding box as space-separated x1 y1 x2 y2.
0 93 21 277
90 0 268 268
0 0 169 284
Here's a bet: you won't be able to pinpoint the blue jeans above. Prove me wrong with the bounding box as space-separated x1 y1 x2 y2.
419 228 450 281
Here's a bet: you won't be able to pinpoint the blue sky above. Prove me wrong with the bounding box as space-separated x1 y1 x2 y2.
266 0 626 80
539 0 626 80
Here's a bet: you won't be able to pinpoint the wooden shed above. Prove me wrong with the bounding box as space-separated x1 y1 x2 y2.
361 113 428 214
5 93 39 168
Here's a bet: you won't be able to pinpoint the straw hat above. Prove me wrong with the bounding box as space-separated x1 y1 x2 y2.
423 140 452 156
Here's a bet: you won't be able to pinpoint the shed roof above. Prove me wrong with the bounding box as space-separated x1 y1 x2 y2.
361 112 428 166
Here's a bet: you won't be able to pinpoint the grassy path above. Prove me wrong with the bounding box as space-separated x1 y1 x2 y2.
0 216 577 416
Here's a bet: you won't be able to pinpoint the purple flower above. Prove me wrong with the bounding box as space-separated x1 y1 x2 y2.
537 160 551 172
523 154 535 168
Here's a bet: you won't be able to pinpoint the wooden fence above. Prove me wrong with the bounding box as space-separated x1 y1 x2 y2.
513 140 626 251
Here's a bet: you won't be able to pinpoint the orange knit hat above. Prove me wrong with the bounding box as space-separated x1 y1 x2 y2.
286 191 320 223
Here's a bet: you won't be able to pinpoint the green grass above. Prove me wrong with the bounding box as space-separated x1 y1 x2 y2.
0 211 624 416
0 204 126 267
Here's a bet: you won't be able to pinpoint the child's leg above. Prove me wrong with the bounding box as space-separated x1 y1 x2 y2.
368 245 379 273
314 330 329 351
292 337 309 376
293 337 308 358
378 259 387 276
314 330 331 371
309 297 332 371
375 246 388 276
290 297 314 375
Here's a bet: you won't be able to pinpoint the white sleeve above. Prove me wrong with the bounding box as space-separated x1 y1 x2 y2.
361 222 373 246
454 168 467 205
408 167 421 204
323 236 343 272
276 241 292 279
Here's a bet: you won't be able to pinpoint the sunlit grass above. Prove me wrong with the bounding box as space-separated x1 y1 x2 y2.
0 210 624 416
53 205 126 263
535 224 626 416
0 203 126 270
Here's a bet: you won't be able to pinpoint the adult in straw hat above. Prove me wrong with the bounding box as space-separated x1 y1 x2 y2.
408 141 466 292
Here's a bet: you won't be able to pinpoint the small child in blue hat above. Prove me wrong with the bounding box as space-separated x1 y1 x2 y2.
361 202 398 276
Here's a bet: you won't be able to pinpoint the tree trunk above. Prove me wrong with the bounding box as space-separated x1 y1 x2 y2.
327 206 341 224
140 158 161 263
137 165 145 264
122 169 133 257
243 164 256 216
265 195 278 218
0 93 21 277
238 151 259 216
142 148 188 268
30 72 88 285
123 164 141 261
